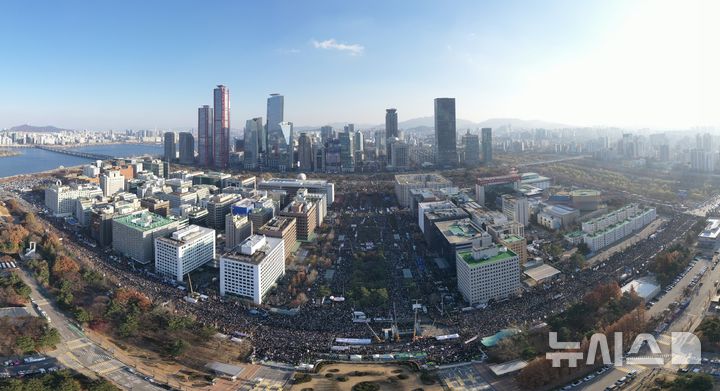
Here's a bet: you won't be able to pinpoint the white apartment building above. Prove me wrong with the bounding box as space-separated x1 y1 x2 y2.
155 225 216 282
582 207 657 252
219 235 285 304
45 181 103 217
456 239 521 305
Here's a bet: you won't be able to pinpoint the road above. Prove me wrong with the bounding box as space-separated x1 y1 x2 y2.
16 258 165 390
585 256 720 390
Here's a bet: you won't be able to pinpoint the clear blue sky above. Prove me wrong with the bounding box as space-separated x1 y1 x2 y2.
1 0 717 130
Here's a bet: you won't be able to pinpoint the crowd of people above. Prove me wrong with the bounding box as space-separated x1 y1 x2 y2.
0 175 702 366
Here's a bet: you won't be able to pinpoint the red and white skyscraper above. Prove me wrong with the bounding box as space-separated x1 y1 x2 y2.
213 85 230 169
197 105 213 167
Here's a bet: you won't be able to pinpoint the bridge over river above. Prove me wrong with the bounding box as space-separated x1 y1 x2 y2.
34 145 113 160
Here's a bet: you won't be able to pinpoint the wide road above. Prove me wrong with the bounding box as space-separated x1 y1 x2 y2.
585 255 720 390
17 268 165 391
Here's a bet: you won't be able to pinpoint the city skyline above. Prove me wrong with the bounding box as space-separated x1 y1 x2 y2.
2 0 720 130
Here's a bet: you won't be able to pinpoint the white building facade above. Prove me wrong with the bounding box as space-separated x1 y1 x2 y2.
155 225 216 282
219 235 285 304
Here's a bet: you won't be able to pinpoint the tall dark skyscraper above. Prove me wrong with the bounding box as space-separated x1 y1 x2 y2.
213 85 230 169
434 98 458 167
462 130 480 166
197 105 213 167
265 93 284 154
385 108 398 161
481 127 493 164
178 132 195 165
163 131 177 162
298 132 314 171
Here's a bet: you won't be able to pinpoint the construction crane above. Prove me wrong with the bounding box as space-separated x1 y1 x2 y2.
412 300 421 341
366 322 383 343
184 273 200 303
393 302 400 342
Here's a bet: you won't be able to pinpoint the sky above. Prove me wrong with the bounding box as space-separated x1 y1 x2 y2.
1 0 719 130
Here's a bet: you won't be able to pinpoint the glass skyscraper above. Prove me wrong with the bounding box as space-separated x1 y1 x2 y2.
434 98 458 167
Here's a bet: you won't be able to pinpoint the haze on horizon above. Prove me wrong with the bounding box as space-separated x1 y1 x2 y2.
1 0 719 131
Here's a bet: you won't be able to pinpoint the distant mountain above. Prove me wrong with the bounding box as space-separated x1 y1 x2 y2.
397 117 574 131
6 124 73 133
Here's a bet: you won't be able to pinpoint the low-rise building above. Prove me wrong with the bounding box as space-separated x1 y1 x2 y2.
219 235 285 304
45 181 103 217
698 218 720 248
155 225 216 282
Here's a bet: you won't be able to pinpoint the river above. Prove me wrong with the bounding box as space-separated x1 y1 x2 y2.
0 144 163 178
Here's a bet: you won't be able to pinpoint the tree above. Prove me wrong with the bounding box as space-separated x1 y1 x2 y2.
167 339 186 357
74 307 92 324
16 335 35 353
39 328 61 348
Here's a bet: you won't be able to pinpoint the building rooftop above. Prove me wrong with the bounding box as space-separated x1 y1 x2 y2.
524 264 561 282
570 189 601 197
113 210 174 232
157 225 214 246
459 246 517 267
435 219 484 244
700 219 720 240
395 173 452 185
259 216 296 232
500 234 524 244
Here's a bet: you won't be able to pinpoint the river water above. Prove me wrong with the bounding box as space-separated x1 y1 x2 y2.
0 144 163 178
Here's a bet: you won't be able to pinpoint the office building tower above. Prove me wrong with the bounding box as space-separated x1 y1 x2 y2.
501 194 529 227
198 105 213 167
434 98 458 167
456 238 521 305
463 130 481 165
154 225 216 282
298 133 314 171
280 121 294 169
338 130 355 173
178 132 195 165
265 94 284 154
213 85 230 169
278 190 318 241
482 127 493 164
353 130 364 163
219 235 285 304
320 126 333 145
45 181 103 217
257 216 297 261
391 141 410 169
112 210 180 264
314 146 325 172
244 117 262 169
225 213 253 251
100 170 126 197
163 132 177 162
386 108 398 160
206 193 241 230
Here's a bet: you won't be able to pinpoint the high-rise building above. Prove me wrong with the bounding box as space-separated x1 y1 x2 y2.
265 94 284 154
280 121 294 169
456 239 521 305
338 130 355 173
213 85 230 169
205 193 241 230
225 213 252 251
463 130 481 166
163 132 177 162
320 126 333 145
219 235 286 304
112 210 180 264
434 98 458 167
244 117 262 169
256 216 297 261
385 108 398 160
390 141 410 169
298 133 314 171
45 181 103 217
353 130 364 163
481 128 493 164
178 132 195 165
198 105 213 167
155 225 216 282
100 170 126 197
501 194 529 227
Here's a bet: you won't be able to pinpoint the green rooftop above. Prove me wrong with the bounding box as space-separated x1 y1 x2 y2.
501 235 523 243
459 246 517 267
113 211 175 232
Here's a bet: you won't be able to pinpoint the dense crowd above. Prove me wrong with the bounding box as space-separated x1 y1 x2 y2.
0 176 702 366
